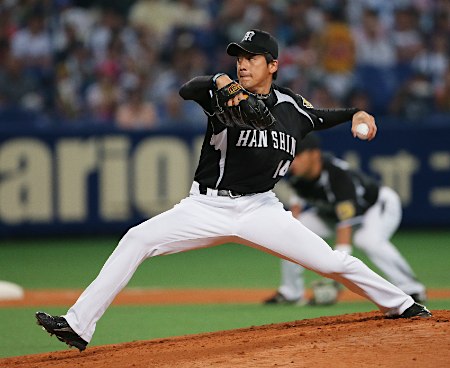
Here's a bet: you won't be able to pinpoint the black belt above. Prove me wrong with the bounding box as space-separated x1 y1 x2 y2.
199 185 249 198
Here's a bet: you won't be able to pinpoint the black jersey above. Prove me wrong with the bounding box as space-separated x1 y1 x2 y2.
289 153 380 226
179 76 358 194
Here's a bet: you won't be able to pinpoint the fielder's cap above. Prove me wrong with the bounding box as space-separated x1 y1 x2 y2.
297 133 321 153
227 29 279 59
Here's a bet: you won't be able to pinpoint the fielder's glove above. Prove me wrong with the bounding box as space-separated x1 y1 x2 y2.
213 81 275 130
309 278 340 306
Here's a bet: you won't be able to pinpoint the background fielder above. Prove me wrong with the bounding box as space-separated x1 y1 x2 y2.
265 133 427 305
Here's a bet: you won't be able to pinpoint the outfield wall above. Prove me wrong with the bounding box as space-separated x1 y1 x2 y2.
1 122 449 236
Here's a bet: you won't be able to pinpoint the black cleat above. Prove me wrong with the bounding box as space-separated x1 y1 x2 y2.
396 303 432 319
263 292 306 306
35 311 88 351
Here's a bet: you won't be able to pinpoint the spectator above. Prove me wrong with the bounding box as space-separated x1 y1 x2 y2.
391 6 422 64
115 77 159 130
128 0 184 45
389 72 435 120
56 0 95 44
54 63 82 122
308 83 341 109
278 31 320 97
391 6 423 84
158 89 205 130
346 89 372 112
0 54 42 111
316 7 356 100
352 8 396 68
88 7 126 64
0 1 449 127
283 0 325 40
435 68 450 113
85 61 123 124
10 10 52 76
346 0 396 29
250 1 282 38
176 0 212 31
412 34 448 89
352 8 397 114
62 42 96 105
216 0 252 44
150 41 208 103
0 6 18 46
54 23 82 65
433 6 450 36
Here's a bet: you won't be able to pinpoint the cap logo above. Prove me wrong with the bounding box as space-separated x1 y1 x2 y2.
242 31 255 42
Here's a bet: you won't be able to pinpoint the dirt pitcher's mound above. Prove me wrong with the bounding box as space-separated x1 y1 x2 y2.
3 310 450 368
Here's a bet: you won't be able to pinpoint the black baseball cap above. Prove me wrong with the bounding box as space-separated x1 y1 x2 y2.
297 133 321 153
227 29 279 59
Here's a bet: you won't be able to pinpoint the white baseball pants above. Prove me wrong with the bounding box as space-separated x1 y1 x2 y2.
64 182 414 342
278 187 426 301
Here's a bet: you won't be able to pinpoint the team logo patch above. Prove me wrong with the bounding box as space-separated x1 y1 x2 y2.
301 97 314 109
227 82 242 95
336 201 356 221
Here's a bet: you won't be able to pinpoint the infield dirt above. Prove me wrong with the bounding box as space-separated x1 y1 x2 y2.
1 289 449 367
2 310 449 368
1 288 450 306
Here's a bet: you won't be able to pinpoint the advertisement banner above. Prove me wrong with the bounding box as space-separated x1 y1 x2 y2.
1 123 449 236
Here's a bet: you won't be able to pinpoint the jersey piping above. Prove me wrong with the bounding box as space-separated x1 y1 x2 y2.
274 90 315 128
210 129 228 187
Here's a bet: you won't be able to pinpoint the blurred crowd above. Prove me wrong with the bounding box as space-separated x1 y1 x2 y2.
0 0 449 130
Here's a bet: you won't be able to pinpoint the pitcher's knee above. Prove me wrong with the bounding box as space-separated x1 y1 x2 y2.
119 226 154 254
121 226 144 244
314 250 350 275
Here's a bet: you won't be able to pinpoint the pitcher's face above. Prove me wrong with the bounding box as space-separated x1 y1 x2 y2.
236 53 277 94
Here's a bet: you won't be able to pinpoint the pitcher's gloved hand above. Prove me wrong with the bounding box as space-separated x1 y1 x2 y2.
213 81 275 130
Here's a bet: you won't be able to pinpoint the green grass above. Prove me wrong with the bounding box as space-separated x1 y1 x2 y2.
2 230 449 289
0 237 281 289
0 229 449 358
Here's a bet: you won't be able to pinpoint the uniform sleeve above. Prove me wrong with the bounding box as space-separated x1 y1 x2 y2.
295 94 359 130
310 108 360 130
179 75 215 114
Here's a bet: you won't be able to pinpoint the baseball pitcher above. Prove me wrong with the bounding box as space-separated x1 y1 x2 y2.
36 29 431 352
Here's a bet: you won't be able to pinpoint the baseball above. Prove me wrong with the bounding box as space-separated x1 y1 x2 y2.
355 123 369 140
